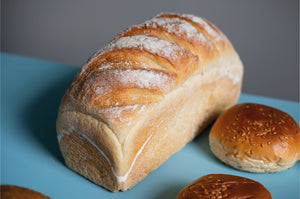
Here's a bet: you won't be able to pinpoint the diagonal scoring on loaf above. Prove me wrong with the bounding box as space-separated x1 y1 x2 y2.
179 14 227 42
94 35 199 73
145 17 208 43
70 35 198 110
103 35 186 62
157 13 228 46
116 15 216 60
117 16 212 49
78 68 176 107
67 13 233 127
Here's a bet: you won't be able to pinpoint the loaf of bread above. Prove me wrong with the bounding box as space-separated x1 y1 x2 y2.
176 174 272 199
56 13 243 192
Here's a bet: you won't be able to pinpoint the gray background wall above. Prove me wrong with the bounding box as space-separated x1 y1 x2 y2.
1 0 299 102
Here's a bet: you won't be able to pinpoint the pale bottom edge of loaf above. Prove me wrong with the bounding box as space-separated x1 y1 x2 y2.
58 73 241 192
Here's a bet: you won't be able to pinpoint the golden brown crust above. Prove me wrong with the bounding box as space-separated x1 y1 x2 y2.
56 12 243 191
209 103 300 172
1 185 50 199
176 174 272 199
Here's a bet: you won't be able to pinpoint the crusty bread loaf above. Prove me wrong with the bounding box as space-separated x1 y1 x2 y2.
209 103 300 173
56 13 243 192
176 174 272 199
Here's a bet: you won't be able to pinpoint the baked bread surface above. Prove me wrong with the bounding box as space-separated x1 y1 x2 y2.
56 13 243 191
209 103 300 173
1 185 50 199
176 174 272 199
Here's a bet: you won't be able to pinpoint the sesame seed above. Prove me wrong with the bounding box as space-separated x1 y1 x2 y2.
260 143 264 148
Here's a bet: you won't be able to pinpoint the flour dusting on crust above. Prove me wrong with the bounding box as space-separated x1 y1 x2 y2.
181 14 224 42
93 35 187 63
131 17 208 44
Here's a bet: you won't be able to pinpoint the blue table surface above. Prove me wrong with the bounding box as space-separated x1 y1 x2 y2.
1 53 299 199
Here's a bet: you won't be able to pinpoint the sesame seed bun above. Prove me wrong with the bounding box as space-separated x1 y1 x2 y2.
209 103 299 173
176 174 272 199
1 185 50 199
